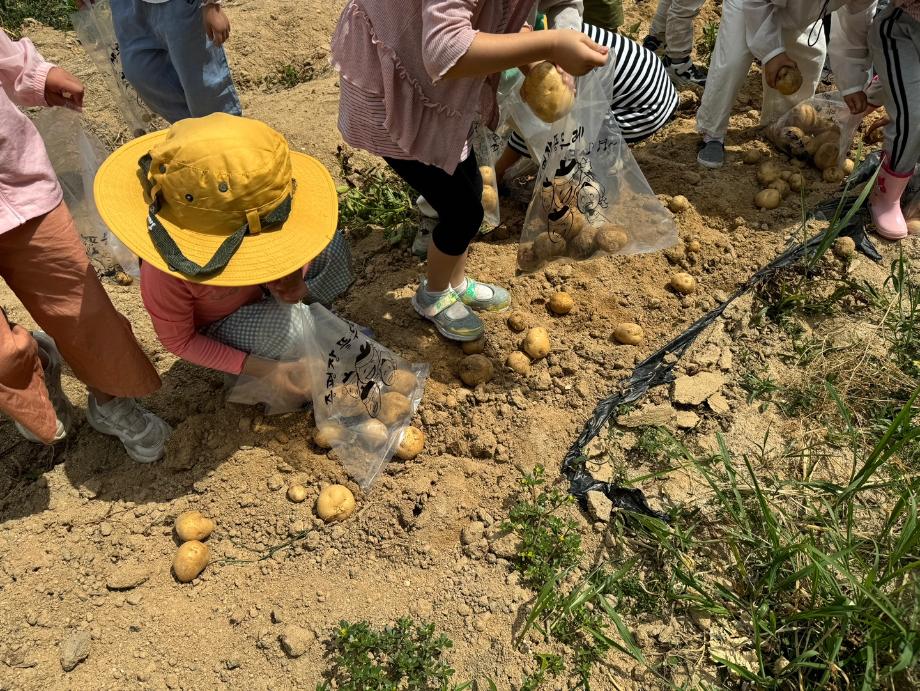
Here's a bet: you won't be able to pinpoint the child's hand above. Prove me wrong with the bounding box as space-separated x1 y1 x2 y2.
844 91 868 116
763 52 797 89
549 30 607 76
267 269 308 303
203 4 230 47
44 67 84 111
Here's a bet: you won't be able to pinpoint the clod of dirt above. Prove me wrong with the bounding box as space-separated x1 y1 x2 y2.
461 521 485 545
775 65 803 95
548 292 574 315
106 563 150 591
313 422 344 450
60 630 91 672
672 372 726 406
832 236 857 261
742 149 762 165
173 541 210 583
174 511 214 542
506 311 528 333
668 195 691 213
505 351 531 375
315 484 356 523
114 271 133 286
586 490 613 522
686 239 702 253
755 188 781 210
279 625 314 658
521 327 551 360
387 369 418 396
459 354 494 386
461 338 486 355
396 426 425 460
520 61 574 123
377 391 412 426
613 322 645 345
286 484 308 503
670 272 697 295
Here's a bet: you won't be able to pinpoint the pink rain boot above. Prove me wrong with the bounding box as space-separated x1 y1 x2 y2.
870 158 911 241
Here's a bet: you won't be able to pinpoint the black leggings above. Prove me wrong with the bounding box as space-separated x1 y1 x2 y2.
385 152 483 257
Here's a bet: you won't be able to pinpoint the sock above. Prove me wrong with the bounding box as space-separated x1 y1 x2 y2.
423 285 469 319
452 277 494 301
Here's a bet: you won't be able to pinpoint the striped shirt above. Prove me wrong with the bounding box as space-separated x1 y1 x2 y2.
509 23 678 156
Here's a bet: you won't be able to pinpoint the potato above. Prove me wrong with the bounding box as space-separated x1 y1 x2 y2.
533 232 566 260
506 311 528 333
742 149 762 165
686 239 702 253
778 170 792 182
505 351 531 375
668 195 691 213
822 166 846 183
330 385 366 418
787 172 805 192
173 541 209 583
549 209 585 241
377 391 411 426
567 225 597 259
843 158 855 175
613 323 644 345
479 166 495 187
777 126 807 157
315 484 356 523
481 185 499 214
114 271 133 286
755 188 782 210
461 338 486 355
174 511 214 543
595 224 628 253
813 142 840 171
313 422 345 450
757 160 782 186
522 327 551 360
286 484 308 503
395 426 425 460
832 236 857 260
775 65 803 95
907 219 920 235
788 103 818 131
387 369 418 396
459 354 494 387
520 61 575 123
670 272 697 295
357 419 389 448
769 179 791 198
548 292 574 315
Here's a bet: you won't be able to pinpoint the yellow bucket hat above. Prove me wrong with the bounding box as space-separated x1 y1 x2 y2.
94 113 338 286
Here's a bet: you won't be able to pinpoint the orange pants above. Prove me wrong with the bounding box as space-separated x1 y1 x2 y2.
0 203 160 443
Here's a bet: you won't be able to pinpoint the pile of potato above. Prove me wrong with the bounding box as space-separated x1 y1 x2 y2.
518 210 630 270
766 102 853 181
172 511 213 583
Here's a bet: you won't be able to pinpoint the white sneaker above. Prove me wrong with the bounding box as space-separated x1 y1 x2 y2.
86 396 171 463
15 332 74 444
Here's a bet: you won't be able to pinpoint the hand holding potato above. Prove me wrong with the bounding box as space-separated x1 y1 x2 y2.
764 52 798 90
844 91 868 116
549 29 608 76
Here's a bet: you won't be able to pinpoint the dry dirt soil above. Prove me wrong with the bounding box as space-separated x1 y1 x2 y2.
1 2 917 690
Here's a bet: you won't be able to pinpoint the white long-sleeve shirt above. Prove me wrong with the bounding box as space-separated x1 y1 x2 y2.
744 0 876 95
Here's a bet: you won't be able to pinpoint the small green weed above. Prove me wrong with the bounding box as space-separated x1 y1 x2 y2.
0 0 73 36
696 21 719 66
622 20 642 43
264 60 330 91
336 147 416 244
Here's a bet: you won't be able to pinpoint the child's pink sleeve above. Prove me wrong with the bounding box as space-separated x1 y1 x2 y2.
0 30 53 107
140 264 248 375
421 0 478 82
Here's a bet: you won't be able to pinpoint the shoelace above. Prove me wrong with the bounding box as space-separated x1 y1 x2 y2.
98 398 150 436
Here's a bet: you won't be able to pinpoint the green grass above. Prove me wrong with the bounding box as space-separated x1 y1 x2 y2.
263 59 332 92
696 21 719 66
0 0 73 36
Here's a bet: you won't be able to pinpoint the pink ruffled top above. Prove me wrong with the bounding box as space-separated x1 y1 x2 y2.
331 0 541 174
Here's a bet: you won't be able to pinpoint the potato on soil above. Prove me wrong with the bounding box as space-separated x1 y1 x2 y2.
461 338 486 355
670 272 697 295
479 166 495 186
173 541 209 583
395 426 425 460
613 323 644 345
315 484 356 523
287 484 308 503
174 511 214 542
843 158 855 174
668 195 691 213
822 166 846 183
357 419 389 448
481 185 499 213
757 160 782 185
907 219 920 235
459 354 494 387
114 271 133 286
595 224 628 253
832 236 857 260
521 61 575 123
387 369 418 396
755 188 782 210
769 178 791 198
813 142 839 171
567 225 597 259
787 172 805 192
506 311 528 333
533 232 566 260
775 65 803 95
505 351 531 375
522 327 551 360
548 292 574 315
742 149 762 165
686 239 702 253
313 422 345 450
376 391 412 426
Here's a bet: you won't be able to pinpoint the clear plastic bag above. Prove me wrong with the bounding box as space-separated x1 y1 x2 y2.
905 166 920 226
516 71 678 272
497 68 552 162
32 108 140 276
766 92 860 172
472 124 503 230
71 0 155 136
305 304 429 489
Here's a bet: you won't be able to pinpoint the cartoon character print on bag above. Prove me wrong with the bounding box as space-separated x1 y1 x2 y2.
323 322 396 419
540 157 609 242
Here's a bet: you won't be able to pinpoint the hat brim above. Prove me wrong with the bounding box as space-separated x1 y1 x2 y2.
94 129 338 287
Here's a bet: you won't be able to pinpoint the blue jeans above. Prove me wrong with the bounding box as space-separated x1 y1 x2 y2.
110 0 241 123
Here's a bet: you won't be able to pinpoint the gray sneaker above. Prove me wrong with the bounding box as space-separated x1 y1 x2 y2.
86 396 171 463
412 222 433 258
15 331 74 444
411 281 484 342
697 140 725 169
456 278 511 313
